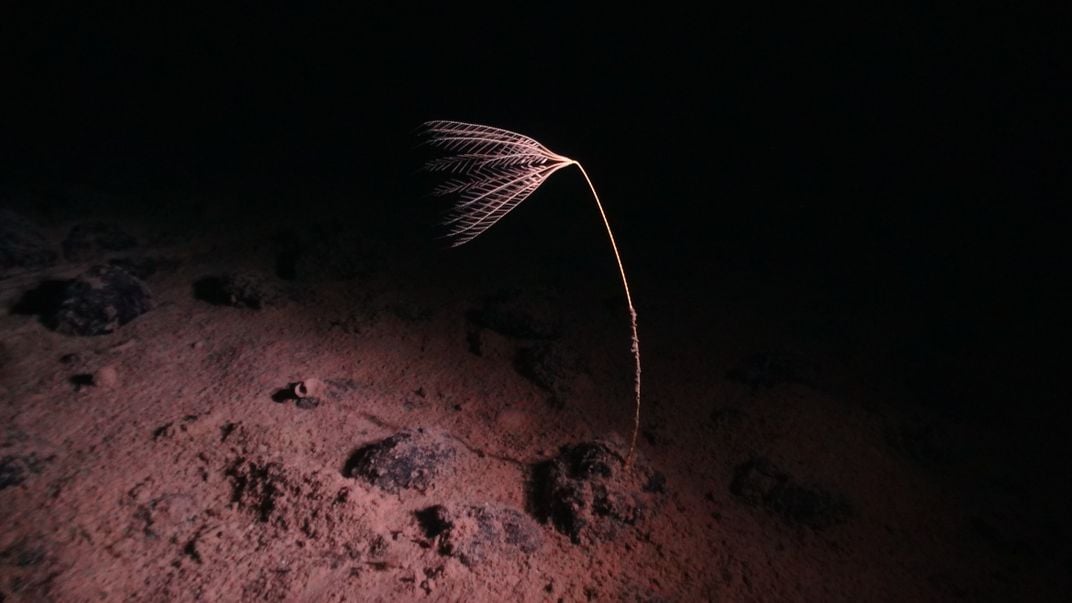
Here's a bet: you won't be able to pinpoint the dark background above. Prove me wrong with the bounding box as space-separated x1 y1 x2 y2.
2 9 1070 596
3 5 1066 374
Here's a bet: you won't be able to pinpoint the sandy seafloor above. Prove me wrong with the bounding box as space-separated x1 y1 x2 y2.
1 188 1067 602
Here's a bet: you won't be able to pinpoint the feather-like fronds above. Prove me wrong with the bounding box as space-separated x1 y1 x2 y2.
418 119 644 465
420 120 576 246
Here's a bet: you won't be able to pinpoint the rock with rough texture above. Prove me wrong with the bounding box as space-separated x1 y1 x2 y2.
417 503 544 567
0 210 56 276
49 265 153 336
344 430 457 494
531 441 664 544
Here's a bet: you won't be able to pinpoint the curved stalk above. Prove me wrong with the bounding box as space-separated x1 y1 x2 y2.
572 162 641 465
421 121 643 465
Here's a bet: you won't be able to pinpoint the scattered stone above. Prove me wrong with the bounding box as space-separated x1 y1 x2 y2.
0 537 55 600
0 539 47 567
416 503 544 567
0 209 57 276
62 222 137 260
293 378 325 399
725 350 821 390
514 343 583 405
344 430 457 494
45 265 153 336
0 456 28 490
193 271 282 309
272 380 327 409
531 441 664 544
730 457 852 530
0 453 54 490
93 365 119 388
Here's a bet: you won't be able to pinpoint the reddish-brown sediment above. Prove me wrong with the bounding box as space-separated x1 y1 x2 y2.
0 202 1066 602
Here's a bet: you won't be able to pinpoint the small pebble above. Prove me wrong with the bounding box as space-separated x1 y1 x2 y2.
93 366 119 388
294 378 325 398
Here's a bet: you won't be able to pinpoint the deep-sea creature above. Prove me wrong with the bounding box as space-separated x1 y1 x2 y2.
419 120 642 463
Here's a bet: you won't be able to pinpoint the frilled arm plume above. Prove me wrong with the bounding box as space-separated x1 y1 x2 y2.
419 120 642 464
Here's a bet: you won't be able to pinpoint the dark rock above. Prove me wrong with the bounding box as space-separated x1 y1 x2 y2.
42 265 152 336
467 292 561 339
530 441 664 544
295 397 321 410
416 503 543 567
344 430 456 494
0 210 57 276
194 271 281 309
730 457 852 529
0 540 47 567
0 453 54 490
0 537 56 600
62 222 137 260
725 350 821 390
0 456 27 490
514 343 583 405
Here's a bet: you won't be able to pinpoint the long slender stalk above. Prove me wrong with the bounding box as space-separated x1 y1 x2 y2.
420 120 643 465
573 162 641 465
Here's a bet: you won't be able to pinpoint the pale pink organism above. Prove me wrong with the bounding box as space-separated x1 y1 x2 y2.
421 120 642 463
